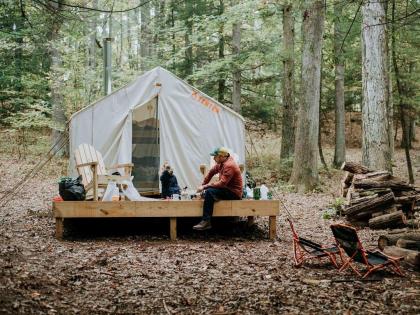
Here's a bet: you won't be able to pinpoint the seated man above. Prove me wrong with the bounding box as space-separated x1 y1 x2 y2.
193 147 243 231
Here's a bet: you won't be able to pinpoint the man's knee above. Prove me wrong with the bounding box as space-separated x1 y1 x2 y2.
204 188 219 200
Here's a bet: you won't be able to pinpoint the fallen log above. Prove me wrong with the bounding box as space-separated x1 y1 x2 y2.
378 231 420 250
396 239 420 251
382 246 420 270
368 210 406 230
340 161 370 174
353 177 412 191
344 192 395 218
353 172 391 181
350 194 378 206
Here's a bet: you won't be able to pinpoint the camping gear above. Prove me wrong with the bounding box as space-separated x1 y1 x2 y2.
330 223 404 278
58 176 86 201
260 184 269 200
69 67 246 195
74 143 133 200
288 219 340 268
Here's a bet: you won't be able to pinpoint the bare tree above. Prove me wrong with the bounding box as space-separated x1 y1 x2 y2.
289 0 324 193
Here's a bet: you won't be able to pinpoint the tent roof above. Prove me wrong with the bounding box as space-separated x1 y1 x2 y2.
70 66 244 122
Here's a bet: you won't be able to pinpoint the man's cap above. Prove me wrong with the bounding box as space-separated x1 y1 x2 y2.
210 147 230 156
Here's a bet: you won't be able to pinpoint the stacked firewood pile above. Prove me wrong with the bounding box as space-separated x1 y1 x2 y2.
340 161 420 269
340 161 419 229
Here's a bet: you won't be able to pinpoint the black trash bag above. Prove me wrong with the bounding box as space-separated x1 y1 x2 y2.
58 176 86 201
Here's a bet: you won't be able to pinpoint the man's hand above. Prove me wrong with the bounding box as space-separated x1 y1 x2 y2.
197 185 205 193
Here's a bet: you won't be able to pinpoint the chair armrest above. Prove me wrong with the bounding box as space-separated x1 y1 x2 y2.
106 163 134 176
77 161 98 168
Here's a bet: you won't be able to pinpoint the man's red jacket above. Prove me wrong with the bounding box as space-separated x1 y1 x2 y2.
202 156 243 198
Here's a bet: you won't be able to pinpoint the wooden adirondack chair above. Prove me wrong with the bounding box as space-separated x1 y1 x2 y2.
74 143 134 200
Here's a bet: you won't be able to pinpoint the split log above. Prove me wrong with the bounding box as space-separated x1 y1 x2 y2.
382 246 420 270
341 181 349 198
396 239 420 251
378 231 420 250
343 192 395 218
368 210 406 230
346 185 355 204
343 172 354 185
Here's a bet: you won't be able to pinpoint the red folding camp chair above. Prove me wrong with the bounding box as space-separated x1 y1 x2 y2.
330 224 404 278
288 218 340 268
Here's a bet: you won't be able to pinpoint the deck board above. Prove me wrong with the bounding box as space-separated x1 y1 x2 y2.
53 200 280 218
53 200 280 240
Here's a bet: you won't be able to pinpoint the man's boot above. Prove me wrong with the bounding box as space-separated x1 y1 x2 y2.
193 220 212 231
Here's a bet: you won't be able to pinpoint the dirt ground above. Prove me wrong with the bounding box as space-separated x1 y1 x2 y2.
0 130 419 314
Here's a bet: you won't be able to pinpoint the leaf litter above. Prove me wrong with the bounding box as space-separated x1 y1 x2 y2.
0 148 419 314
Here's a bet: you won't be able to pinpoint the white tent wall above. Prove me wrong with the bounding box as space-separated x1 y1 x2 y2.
69 67 245 192
69 69 160 174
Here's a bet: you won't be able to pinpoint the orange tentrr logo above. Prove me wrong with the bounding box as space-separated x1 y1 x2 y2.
191 91 220 113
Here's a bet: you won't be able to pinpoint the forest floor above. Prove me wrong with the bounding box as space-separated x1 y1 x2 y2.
0 129 419 314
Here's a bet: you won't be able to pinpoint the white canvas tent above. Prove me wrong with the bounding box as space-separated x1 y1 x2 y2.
69 67 245 193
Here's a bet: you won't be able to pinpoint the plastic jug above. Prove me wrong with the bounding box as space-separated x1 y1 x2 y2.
260 184 269 200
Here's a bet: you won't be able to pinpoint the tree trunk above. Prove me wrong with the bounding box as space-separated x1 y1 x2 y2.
361 1 392 172
48 0 67 156
280 1 295 160
391 0 414 184
140 2 150 72
332 1 346 168
218 0 225 103
183 1 193 77
232 22 241 113
289 0 324 193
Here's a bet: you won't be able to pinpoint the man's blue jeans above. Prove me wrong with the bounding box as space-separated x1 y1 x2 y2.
202 187 240 221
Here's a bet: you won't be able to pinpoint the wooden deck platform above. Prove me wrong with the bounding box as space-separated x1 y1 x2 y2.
53 200 280 240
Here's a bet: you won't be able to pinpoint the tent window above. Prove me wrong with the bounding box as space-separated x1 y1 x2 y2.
132 97 160 194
